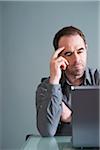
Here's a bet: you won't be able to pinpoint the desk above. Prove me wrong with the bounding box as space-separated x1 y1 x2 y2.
21 135 98 150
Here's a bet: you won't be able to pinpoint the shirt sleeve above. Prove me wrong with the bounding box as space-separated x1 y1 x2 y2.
36 78 63 136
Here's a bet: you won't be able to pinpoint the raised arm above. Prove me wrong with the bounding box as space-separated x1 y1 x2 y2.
36 47 71 136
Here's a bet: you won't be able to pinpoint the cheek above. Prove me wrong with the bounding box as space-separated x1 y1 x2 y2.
67 58 73 67
82 53 87 62
63 57 71 65
79 56 87 67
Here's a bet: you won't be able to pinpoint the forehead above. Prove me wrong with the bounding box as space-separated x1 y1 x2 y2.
58 35 85 49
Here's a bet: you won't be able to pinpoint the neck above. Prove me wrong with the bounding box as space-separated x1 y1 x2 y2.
69 78 83 86
65 74 84 86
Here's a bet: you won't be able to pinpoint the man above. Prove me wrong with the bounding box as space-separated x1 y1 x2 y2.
36 26 100 137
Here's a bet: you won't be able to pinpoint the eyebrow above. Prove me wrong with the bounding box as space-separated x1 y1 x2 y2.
65 47 85 53
63 47 85 55
78 47 85 50
60 47 85 55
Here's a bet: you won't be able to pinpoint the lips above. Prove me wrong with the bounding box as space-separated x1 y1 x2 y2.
74 64 82 68
72 64 84 72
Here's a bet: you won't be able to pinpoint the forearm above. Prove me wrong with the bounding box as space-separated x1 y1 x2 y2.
60 102 72 123
36 80 63 136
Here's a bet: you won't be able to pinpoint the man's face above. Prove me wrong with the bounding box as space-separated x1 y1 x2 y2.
58 35 87 79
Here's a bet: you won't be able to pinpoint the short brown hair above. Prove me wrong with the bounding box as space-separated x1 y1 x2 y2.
53 26 86 50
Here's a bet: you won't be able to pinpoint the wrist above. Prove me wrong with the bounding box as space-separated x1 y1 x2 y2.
49 77 60 84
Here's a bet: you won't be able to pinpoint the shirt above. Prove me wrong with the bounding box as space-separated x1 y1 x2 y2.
36 68 100 137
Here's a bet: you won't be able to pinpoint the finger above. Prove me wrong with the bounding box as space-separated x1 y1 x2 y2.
61 63 67 70
57 56 69 66
57 58 69 70
52 47 65 59
58 61 67 70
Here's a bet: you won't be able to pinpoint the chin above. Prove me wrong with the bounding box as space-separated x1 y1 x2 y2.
65 66 86 78
73 69 84 77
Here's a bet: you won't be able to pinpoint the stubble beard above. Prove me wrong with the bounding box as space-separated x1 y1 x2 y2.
65 64 86 80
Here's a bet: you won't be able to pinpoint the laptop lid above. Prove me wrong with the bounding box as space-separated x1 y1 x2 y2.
71 86 99 148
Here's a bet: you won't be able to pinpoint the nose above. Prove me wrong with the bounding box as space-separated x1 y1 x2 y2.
73 52 80 64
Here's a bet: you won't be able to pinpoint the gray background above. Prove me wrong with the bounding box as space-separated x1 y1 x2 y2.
0 1 99 149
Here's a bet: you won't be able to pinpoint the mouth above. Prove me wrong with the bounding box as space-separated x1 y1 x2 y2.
72 64 84 72
74 64 82 68
71 63 81 67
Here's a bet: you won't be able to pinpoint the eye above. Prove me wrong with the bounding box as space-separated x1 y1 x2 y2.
64 51 73 57
77 48 84 54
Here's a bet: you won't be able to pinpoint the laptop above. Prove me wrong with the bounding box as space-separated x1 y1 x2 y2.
71 86 100 148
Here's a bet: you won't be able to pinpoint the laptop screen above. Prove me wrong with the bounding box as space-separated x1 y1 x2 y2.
71 86 99 148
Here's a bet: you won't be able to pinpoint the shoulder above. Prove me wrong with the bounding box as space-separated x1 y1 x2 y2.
41 77 49 83
36 77 50 90
87 67 100 75
85 67 100 85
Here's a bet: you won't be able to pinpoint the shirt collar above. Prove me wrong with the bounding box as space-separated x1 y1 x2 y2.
83 67 93 85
